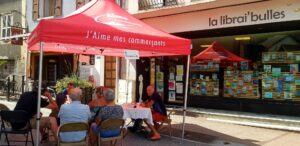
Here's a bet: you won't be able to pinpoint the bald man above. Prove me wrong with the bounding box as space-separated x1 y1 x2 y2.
58 88 91 142
142 85 167 140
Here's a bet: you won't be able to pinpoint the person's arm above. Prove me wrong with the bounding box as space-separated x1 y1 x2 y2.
88 100 95 109
43 91 58 110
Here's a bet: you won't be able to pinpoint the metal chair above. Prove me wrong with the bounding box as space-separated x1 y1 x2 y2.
0 110 34 146
97 119 125 146
57 122 89 146
157 109 175 136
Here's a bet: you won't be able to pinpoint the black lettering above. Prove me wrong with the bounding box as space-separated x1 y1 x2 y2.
273 11 281 19
281 11 285 18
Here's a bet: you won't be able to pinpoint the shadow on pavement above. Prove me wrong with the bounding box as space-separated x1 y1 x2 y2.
160 123 260 146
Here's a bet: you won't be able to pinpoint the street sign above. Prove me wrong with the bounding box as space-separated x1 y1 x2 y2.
124 50 139 60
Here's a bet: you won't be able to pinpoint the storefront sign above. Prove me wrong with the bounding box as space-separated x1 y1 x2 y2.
124 50 139 60
209 9 286 27
142 0 300 33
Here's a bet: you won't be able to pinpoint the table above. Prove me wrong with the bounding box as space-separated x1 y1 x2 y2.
122 103 153 125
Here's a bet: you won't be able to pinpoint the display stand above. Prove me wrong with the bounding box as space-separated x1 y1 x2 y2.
262 51 300 101
224 70 260 99
190 63 220 97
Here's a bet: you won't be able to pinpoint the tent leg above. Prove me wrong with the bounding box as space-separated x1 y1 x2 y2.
181 55 190 143
115 57 119 103
24 50 28 92
125 59 130 103
36 42 44 146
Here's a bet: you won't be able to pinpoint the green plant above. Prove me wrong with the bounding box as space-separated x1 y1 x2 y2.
55 74 92 93
0 60 7 66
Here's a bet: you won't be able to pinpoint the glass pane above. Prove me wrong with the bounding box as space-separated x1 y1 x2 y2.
2 16 6 27
106 56 112 61
105 80 111 86
7 15 11 26
106 63 112 70
7 28 11 37
2 29 5 38
112 63 116 69
106 72 112 78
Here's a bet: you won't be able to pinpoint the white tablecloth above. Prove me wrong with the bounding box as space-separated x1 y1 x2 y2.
122 103 154 125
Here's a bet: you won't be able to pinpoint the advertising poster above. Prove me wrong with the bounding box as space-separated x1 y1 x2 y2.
176 65 184 76
176 75 183 81
176 83 183 94
168 80 176 90
169 91 176 101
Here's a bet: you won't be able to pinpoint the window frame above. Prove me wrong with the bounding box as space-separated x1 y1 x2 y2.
1 14 13 39
43 0 56 17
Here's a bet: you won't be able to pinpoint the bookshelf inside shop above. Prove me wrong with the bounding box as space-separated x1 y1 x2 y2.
189 64 220 97
223 70 260 99
262 51 300 101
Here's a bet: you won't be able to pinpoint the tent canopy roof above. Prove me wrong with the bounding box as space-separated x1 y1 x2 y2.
193 41 249 62
28 0 191 57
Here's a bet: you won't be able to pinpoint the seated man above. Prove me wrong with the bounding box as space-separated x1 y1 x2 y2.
90 89 123 145
141 85 167 140
14 85 58 142
58 88 91 142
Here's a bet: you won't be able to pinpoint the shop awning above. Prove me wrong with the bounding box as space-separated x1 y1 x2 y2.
193 41 249 62
27 0 191 57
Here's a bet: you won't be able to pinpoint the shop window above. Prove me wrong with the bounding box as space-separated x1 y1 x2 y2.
1 14 13 39
115 0 126 8
139 0 181 10
32 0 62 20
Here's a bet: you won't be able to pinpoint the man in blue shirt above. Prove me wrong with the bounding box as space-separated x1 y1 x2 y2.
58 88 91 142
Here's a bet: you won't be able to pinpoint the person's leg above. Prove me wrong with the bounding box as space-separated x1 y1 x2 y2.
143 119 161 140
40 117 58 141
89 123 99 146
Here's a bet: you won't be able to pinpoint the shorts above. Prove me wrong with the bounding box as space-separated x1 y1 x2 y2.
91 122 121 138
152 112 167 122
30 117 51 129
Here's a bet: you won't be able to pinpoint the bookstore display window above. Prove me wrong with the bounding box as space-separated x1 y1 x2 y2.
262 51 300 101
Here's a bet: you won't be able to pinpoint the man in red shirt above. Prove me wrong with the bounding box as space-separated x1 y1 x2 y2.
141 85 167 140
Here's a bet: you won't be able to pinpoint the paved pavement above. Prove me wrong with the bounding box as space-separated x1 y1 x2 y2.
1 99 300 146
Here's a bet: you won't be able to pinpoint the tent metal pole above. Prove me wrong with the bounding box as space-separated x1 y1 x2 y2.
36 42 44 145
181 55 191 143
126 59 130 103
24 50 28 92
115 57 119 103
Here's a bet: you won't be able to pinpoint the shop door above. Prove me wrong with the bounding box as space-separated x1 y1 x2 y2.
104 56 116 89
47 59 57 84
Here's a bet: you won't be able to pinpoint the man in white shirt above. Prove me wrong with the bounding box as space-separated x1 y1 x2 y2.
58 88 91 142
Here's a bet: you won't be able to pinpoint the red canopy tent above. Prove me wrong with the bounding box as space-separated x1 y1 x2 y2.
193 41 249 63
27 0 191 144
28 0 191 56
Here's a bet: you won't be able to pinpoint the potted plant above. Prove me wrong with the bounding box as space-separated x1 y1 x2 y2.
55 74 93 104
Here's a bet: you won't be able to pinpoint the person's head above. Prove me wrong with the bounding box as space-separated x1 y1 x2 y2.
68 88 82 102
67 82 74 89
88 75 95 82
146 85 155 96
67 82 74 93
95 86 105 99
33 81 49 96
103 88 115 103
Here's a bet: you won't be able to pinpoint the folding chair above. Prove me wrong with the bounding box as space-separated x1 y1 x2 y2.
57 122 89 146
157 109 175 136
97 119 125 146
0 110 34 146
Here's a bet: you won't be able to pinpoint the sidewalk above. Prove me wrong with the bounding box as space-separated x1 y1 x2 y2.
167 110 300 146
1 98 300 146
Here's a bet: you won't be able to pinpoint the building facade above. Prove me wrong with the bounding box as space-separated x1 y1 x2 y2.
0 0 27 88
124 0 300 117
25 0 136 101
